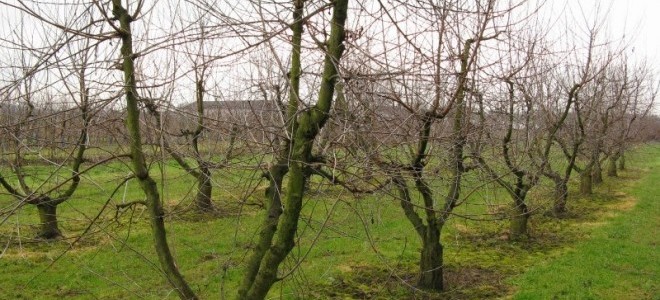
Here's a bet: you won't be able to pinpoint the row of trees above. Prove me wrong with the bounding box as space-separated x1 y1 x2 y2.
0 0 657 298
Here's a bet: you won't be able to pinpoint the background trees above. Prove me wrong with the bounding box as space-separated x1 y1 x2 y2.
0 22 102 239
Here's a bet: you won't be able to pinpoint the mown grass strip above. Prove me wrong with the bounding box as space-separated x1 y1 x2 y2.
511 145 660 299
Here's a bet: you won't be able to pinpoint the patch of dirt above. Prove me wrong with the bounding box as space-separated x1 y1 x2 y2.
54 287 90 298
165 203 244 222
441 266 509 299
452 224 476 235
311 264 508 299
0 230 114 259
601 193 637 213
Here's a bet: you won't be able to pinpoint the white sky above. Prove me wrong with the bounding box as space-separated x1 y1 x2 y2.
611 0 660 59
607 0 660 113
0 0 657 112
604 0 660 65
560 0 660 113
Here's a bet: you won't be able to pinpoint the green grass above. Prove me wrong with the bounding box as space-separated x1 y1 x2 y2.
511 145 660 299
0 145 657 299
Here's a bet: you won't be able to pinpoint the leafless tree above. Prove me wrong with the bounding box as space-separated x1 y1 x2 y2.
0 23 108 239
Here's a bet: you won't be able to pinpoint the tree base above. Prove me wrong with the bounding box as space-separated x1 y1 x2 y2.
37 204 62 240
35 230 63 240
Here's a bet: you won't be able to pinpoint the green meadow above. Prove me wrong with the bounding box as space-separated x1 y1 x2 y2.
0 145 657 299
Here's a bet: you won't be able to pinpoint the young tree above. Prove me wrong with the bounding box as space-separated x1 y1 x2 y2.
109 1 197 298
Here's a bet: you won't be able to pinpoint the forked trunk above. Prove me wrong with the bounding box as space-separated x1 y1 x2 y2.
236 0 348 297
417 226 443 291
36 203 62 239
236 163 285 298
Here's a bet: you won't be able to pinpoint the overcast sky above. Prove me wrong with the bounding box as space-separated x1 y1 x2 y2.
0 0 657 112
553 0 660 113
608 0 659 113
606 0 660 63
537 0 658 63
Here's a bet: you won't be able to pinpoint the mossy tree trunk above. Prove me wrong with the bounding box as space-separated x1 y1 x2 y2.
607 155 618 177
112 2 197 299
580 166 593 195
503 81 532 240
236 0 303 294
390 37 471 289
237 1 349 298
548 139 580 216
418 225 443 290
36 202 62 240
607 149 621 177
415 172 445 291
618 152 625 170
237 162 286 299
509 189 530 239
592 158 603 184
393 173 445 291
191 76 214 213
195 165 213 211
412 37 471 290
553 179 569 216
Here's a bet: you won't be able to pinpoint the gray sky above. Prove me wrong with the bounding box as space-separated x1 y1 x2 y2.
609 0 659 113
553 0 660 113
1 0 657 112
606 0 660 64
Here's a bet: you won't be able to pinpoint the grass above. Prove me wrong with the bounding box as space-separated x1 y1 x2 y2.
510 145 660 299
0 145 657 299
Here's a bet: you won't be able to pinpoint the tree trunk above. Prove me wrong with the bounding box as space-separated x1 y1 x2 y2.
553 180 568 216
607 156 618 177
618 153 625 170
510 201 529 240
417 226 443 291
592 159 603 184
36 203 62 239
113 2 197 298
243 154 308 300
237 1 348 298
580 168 592 195
194 167 214 212
237 163 285 299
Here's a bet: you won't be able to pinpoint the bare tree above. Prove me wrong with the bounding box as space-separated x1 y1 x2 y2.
602 60 657 177
328 0 520 290
0 34 95 239
237 0 349 298
109 1 197 298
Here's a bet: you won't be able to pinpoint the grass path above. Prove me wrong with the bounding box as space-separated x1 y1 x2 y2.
511 146 660 299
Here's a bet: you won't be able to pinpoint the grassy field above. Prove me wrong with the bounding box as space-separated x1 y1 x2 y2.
510 145 660 299
0 145 657 299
